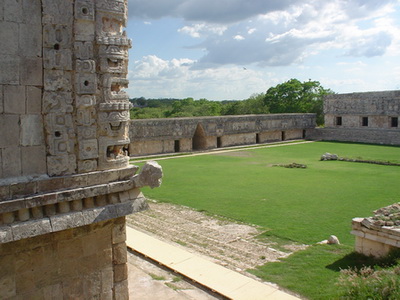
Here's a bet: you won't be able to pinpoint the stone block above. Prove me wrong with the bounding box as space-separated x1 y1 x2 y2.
75 0 95 21
2 147 21 177
113 263 128 283
74 41 94 59
22 0 42 24
21 57 43 86
11 219 52 241
4 85 25 114
9 181 36 198
21 115 45 146
26 86 42 113
0 183 9 199
0 22 19 55
74 20 95 41
113 280 128 300
43 48 73 70
0 226 13 243
61 278 84 299
0 85 3 113
0 55 20 84
75 73 97 94
112 242 127 265
44 70 72 91
42 0 73 25
4 0 23 22
0 273 16 298
47 154 76 176
78 139 98 159
101 267 114 293
19 22 42 58
42 284 63 300
0 114 19 147
112 223 126 244
50 211 85 232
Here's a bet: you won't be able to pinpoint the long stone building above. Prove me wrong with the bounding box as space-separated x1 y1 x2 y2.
127 90 400 157
0 1 161 299
313 90 400 145
129 114 316 156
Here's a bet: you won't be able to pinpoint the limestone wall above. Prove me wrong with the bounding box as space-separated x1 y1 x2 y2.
315 90 400 145
0 0 46 179
1 217 128 299
129 114 315 156
0 1 162 299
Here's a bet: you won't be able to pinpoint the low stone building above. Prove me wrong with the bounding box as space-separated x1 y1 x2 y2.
0 0 161 299
129 114 316 156
313 90 400 145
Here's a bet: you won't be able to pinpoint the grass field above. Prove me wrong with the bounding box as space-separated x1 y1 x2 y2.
138 141 400 299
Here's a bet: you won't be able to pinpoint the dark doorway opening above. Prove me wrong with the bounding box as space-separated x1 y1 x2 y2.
336 116 342 126
302 130 306 139
256 133 260 144
217 137 222 148
362 117 369 127
174 140 180 152
281 131 286 141
192 123 207 151
391 117 398 128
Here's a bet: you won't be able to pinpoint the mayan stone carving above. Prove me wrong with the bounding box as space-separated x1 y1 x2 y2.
41 0 132 175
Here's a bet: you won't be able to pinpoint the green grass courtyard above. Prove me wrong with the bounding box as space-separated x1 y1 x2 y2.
137 141 400 299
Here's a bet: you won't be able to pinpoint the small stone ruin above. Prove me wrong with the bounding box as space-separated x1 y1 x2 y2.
351 203 400 257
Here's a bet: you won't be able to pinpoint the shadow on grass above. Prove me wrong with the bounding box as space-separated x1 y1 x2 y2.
326 249 400 272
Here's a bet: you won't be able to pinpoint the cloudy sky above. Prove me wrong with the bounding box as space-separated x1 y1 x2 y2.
126 0 400 100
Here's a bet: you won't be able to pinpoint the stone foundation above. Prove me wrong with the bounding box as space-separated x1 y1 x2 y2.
0 217 128 299
351 218 400 257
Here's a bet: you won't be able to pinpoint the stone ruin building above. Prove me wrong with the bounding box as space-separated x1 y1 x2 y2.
129 114 316 156
0 1 162 298
313 90 400 145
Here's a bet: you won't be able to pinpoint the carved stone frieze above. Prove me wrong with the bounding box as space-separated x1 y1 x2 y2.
43 92 73 113
76 59 96 73
78 139 99 159
74 41 94 59
74 0 95 21
47 154 76 176
43 24 72 48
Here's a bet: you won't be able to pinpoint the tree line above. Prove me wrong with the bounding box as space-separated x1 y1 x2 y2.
130 79 334 125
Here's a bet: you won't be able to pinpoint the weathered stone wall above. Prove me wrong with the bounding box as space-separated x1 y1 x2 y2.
0 1 162 299
313 90 400 145
0 217 128 299
0 0 45 179
129 114 315 156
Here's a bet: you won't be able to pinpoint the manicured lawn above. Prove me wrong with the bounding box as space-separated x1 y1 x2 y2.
138 141 400 299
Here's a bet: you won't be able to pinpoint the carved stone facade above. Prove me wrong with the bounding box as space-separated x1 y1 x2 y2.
0 1 162 299
311 90 400 145
129 114 316 156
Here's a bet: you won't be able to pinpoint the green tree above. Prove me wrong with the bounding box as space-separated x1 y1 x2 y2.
263 79 334 125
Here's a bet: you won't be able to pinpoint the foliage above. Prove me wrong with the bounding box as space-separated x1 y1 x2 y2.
129 79 333 123
337 250 400 300
264 79 334 125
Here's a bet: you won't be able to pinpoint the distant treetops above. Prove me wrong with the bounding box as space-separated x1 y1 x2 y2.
130 79 334 125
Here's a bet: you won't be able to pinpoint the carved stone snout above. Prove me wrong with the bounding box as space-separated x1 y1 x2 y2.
133 161 163 189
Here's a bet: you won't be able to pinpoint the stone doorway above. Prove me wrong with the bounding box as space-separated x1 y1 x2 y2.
192 124 207 150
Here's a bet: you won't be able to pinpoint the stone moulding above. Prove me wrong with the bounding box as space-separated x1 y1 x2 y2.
0 162 162 244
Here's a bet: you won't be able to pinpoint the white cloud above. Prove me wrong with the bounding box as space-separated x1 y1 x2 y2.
178 23 227 38
127 55 274 100
233 35 245 40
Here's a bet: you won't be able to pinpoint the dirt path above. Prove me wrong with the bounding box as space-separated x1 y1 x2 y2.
127 201 307 276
